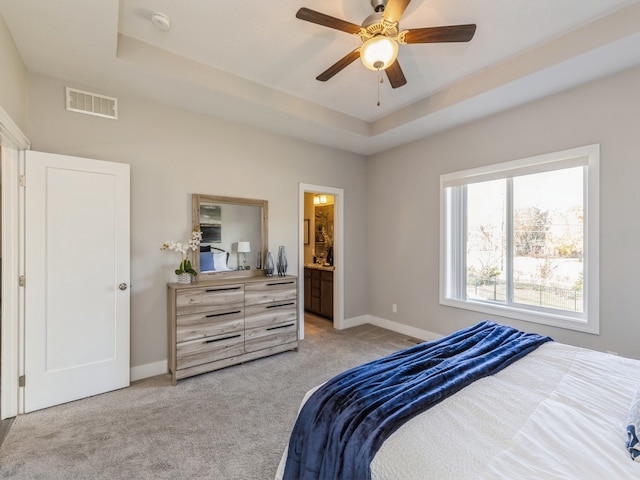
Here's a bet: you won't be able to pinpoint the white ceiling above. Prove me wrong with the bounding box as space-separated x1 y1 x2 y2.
1 0 640 154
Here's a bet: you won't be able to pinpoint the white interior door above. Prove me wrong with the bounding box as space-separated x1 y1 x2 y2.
24 150 130 413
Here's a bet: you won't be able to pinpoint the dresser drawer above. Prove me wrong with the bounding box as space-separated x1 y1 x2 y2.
245 300 296 329
245 279 297 306
176 306 244 343
245 322 297 353
176 284 244 315
176 332 245 370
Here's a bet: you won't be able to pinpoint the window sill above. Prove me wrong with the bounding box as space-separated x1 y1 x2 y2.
439 297 599 335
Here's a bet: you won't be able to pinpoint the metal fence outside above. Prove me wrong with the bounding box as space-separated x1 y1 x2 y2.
468 276 583 312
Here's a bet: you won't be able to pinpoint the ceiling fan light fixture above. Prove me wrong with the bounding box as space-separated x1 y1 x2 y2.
360 35 398 71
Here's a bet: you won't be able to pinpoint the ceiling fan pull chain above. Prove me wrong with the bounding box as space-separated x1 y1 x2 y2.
377 68 384 106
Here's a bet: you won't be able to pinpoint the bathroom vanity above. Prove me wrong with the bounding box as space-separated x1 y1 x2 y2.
304 265 333 320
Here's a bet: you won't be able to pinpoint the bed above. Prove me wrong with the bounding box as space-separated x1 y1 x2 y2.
276 321 640 479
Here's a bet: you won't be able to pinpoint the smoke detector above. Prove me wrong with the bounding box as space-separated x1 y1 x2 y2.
151 12 170 31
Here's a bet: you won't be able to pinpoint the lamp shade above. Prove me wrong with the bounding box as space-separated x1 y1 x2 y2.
237 241 251 253
360 35 398 71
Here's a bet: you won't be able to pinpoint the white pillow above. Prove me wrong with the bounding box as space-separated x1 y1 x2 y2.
213 251 232 271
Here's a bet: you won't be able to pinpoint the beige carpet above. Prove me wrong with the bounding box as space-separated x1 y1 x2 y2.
0 315 416 479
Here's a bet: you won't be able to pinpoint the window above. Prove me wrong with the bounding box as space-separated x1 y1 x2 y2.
440 145 599 334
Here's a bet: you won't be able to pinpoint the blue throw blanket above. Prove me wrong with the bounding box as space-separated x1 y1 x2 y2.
283 321 552 480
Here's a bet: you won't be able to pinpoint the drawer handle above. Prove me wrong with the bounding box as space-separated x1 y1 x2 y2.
205 334 242 344
266 281 295 286
266 302 295 309
206 310 242 318
205 286 242 292
266 323 296 331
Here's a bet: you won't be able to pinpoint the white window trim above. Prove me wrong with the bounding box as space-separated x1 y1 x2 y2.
439 144 600 334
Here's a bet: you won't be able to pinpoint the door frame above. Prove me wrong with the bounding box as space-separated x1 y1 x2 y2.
0 106 30 420
298 183 345 338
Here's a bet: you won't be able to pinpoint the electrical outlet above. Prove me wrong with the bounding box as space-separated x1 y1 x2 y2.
392 304 397 313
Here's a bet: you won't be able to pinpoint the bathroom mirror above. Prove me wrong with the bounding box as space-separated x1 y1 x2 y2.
192 194 268 277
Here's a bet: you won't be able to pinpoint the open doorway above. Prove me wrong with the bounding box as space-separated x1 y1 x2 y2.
0 146 13 438
298 184 344 339
0 146 10 443
0 146 2 423
303 192 334 325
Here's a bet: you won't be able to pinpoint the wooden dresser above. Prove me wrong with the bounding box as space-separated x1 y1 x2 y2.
167 275 298 384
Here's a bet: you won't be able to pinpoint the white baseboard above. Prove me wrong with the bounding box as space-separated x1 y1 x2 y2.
341 315 370 329
344 314 442 342
130 360 167 382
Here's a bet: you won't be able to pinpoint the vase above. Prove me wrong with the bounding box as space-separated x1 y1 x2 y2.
264 252 275 277
277 245 288 276
326 246 334 266
256 251 262 270
177 272 192 284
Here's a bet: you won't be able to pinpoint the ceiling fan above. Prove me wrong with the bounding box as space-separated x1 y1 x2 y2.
296 0 476 88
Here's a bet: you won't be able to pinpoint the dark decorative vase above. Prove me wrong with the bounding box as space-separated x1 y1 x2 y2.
326 246 334 266
264 252 275 277
277 245 288 276
256 251 262 270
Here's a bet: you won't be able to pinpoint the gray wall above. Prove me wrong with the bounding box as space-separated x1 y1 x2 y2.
0 14 27 133
26 73 369 370
367 65 640 359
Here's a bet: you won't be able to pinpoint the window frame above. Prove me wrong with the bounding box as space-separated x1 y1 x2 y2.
439 144 600 334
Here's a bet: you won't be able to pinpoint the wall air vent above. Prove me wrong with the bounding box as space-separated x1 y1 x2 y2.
65 87 118 120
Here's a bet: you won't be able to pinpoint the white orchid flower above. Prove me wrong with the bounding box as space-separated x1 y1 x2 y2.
161 230 202 277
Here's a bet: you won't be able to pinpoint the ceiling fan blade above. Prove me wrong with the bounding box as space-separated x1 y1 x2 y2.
403 24 477 43
385 60 407 89
296 8 362 35
383 0 411 24
316 49 361 82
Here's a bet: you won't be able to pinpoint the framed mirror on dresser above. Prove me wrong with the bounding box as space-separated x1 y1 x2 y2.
192 194 268 277
167 194 298 384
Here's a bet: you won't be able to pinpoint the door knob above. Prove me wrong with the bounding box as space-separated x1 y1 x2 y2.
118 283 128 291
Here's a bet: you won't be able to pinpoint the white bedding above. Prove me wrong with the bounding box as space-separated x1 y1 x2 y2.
276 342 640 479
